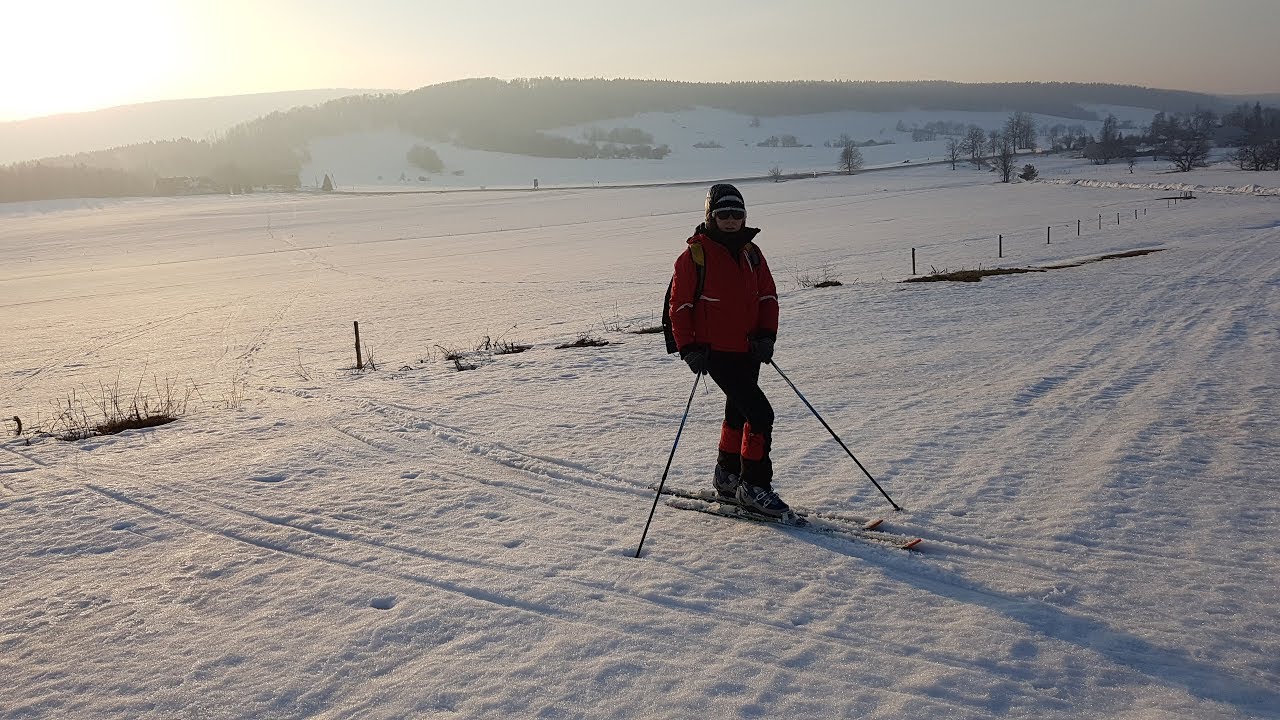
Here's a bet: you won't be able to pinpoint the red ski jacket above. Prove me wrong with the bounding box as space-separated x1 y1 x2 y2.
668 226 779 354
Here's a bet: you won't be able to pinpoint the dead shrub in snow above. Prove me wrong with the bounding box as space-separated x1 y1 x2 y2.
556 333 610 349
796 268 843 289
47 374 190 441
435 344 480 371
476 333 530 356
360 343 378 371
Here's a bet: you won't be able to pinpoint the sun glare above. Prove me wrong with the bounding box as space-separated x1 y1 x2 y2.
2 2 189 120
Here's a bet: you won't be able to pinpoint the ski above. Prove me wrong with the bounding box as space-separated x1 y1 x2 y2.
660 493 923 551
659 485 887 530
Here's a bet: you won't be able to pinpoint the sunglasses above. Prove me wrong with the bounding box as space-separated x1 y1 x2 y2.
713 209 745 220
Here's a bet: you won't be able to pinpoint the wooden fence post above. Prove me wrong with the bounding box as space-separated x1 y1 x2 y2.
998 234 1003 258
354 321 363 370
911 248 917 275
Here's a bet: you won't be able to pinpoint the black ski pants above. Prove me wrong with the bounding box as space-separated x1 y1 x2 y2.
707 351 775 488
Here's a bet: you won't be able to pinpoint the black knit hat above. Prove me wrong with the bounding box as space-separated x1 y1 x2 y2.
704 183 745 225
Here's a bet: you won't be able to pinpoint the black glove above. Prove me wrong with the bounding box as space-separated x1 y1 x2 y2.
749 336 775 364
680 345 710 375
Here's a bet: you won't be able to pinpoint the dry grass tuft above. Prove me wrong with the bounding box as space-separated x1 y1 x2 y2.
48 375 190 441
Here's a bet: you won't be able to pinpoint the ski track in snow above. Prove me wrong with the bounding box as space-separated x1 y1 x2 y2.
2 159 1278 719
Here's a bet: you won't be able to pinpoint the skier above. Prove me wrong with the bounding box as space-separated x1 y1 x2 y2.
667 183 788 518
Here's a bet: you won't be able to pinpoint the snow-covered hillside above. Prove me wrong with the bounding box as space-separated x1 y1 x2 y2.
2 159 1278 719
301 106 1157 191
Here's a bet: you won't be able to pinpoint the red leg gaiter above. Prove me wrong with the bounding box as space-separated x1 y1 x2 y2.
719 423 743 453
741 423 769 461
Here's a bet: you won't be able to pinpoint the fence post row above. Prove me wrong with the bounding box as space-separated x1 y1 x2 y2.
912 197 1172 276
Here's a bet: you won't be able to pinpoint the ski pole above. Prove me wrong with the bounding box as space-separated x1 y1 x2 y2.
635 373 702 558
771 362 903 511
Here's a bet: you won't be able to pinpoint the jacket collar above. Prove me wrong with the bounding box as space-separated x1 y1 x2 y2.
690 223 760 256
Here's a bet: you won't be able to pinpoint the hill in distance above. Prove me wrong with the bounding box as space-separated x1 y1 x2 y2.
0 89 380 166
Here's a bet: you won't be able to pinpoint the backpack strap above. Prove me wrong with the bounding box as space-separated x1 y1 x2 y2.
662 242 707 354
689 242 707 298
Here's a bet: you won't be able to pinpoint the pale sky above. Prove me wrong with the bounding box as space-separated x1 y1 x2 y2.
3 0 1278 122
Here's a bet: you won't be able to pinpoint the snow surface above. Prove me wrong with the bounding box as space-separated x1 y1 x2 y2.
2 155 1279 719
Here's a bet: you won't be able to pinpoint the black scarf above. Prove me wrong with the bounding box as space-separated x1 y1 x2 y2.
698 223 761 260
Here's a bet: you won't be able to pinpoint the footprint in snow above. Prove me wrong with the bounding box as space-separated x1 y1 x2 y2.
249 474 287 483
370 596 397 610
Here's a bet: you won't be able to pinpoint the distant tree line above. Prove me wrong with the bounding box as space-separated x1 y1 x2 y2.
1222 103 1280 171
1043 123 1094 152
896 119 978 141
823 133 892 148
582 127 655 144
1062 104 1280 173
757 135 806 148
0 131 301 202
0 163 154 202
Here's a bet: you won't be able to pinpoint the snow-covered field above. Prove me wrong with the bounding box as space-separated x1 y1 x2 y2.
300 106 1157 192
2 158 1278 719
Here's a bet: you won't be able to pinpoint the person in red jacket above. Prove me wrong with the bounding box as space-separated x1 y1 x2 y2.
668 183 789 518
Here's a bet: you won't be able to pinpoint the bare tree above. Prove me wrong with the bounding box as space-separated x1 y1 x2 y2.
945 137 962 170
838 145 864 174
1160 115 1212 172
1003 112 1035 150
1098 114 1122 163
987 129 1000 157
992 133 1018 182
1230 139 1280 171
768 165 784 182
1044 124 1064 150
1162 132 1211 172
964 126 987 165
